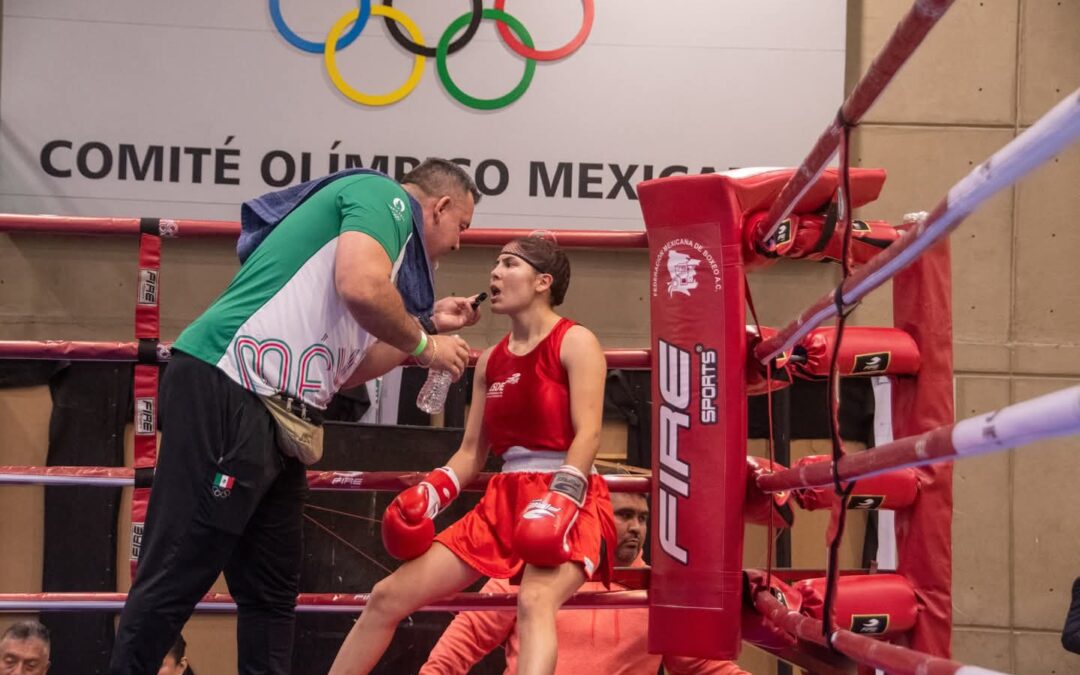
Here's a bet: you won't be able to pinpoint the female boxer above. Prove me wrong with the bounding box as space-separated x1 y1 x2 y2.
329 235 614 675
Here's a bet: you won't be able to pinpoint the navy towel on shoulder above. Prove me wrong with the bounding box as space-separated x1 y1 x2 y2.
237 168 435 317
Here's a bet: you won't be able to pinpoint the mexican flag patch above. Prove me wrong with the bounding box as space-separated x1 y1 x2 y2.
213 473 235 490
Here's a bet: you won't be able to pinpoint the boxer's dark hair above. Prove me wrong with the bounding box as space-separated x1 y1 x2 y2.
506 236 571 306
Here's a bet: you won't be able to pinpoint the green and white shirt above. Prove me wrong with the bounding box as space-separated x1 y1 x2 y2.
174 174 413 408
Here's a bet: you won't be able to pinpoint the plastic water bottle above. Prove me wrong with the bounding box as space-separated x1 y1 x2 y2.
414 295 487 416
416 369 453 414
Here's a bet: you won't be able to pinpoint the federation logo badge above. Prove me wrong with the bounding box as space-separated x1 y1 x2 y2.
666 249 703 297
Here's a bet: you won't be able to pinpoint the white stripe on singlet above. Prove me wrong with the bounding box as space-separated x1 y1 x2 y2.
500 447 597 474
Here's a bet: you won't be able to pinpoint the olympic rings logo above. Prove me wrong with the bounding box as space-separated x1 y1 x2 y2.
269 1 594 110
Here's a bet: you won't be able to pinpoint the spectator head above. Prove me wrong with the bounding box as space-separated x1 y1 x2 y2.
0 621 50 675
610 491 649 565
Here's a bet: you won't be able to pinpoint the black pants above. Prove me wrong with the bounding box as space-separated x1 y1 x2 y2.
109 353 308 675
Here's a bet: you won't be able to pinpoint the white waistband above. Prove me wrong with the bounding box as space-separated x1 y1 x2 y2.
500 447 596 474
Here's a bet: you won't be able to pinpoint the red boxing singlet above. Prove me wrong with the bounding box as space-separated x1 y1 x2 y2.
483 318 576 456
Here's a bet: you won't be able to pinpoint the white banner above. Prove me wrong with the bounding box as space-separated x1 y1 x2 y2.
0 0 845 230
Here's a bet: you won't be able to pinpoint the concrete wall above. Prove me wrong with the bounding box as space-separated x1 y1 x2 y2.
850 2 1080 672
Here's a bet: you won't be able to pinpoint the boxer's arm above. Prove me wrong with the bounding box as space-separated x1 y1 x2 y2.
420 578 515 674
662 655 750 675
442 348 493 485
560 325 607 474
513 332 603 566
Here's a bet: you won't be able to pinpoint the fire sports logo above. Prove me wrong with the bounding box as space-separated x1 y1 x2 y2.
331 472 364 487
851 614 889 634
657 339 691 564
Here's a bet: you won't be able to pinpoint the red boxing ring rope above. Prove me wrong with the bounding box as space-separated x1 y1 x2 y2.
755 86 1080 364
0 466 651 493
0 340 172 361
0 215 647 249
0 215 239 238
0 590 647 614
752 590 1005 675
594 348 649 369
757 384 1080 492
0 340 652 370
754 0 955 243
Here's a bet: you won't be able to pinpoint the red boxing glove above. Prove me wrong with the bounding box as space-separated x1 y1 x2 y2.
791 455 919 512
744 457 794 528
746 325 793 395
512 465 587 568
743 209 901 269
792 326 920 381
795 574 918 636
742 570 803 650
382 466 460 561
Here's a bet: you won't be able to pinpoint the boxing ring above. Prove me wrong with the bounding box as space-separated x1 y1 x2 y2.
2 0 1080 671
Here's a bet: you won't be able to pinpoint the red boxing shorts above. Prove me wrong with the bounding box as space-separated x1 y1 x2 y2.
436 471 616 584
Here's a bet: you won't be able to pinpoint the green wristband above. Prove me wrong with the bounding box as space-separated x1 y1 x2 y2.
411 332 429 357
